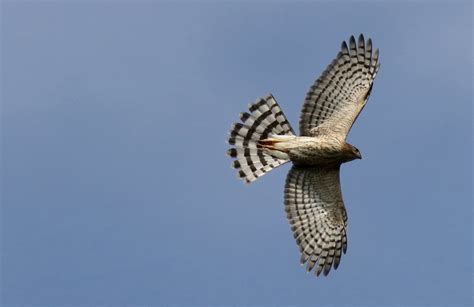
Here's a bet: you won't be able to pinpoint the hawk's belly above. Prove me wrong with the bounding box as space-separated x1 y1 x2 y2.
261 135 347 166
288 146 347 166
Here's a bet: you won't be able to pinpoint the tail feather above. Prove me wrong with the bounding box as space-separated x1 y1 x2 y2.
227 94 294 183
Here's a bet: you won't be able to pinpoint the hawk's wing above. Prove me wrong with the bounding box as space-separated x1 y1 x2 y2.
285 165 348 276
299 34 380 139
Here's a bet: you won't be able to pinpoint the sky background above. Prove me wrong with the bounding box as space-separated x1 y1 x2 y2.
1 1 472 306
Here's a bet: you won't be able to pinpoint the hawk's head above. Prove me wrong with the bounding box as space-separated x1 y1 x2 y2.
342 143 362 161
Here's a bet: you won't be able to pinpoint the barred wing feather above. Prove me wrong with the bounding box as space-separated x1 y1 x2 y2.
285 166 348 276
299 34 380 139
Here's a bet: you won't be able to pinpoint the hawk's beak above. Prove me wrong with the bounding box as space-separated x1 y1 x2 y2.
356 152 362 159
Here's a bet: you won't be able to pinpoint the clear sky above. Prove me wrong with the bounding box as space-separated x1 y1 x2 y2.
1 1 472 306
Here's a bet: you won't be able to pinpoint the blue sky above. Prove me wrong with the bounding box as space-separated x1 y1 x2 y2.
1 1 472 306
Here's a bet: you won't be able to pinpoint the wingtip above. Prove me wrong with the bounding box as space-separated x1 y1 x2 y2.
323 264 332 276
367 38 373 51
349 35 356 46
316 267 323 277
341 40 349 53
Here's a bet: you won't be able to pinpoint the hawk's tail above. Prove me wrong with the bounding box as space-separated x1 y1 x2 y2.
227 94 295 183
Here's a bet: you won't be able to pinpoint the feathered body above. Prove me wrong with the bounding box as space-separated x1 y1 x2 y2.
258 135 360 166
227 34 380 277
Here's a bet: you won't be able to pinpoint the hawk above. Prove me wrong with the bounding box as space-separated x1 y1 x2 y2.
227 34 380 277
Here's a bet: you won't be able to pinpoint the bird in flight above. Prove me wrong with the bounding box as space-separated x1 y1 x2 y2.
227 34 380 277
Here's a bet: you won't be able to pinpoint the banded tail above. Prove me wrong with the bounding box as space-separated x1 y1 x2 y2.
227 94 295 183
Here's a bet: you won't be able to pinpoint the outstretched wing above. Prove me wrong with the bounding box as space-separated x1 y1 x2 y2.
299 34 380 139
285 165 348 276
